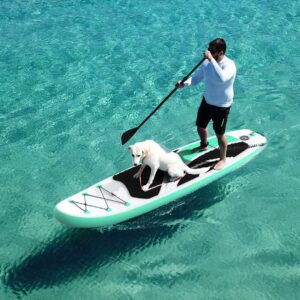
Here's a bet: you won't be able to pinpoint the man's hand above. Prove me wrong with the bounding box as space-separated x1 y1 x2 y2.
175 80 185 88
203 50 213 61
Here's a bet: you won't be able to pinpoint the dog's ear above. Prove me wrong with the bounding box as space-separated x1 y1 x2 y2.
142 149 148 157
128 145 133 152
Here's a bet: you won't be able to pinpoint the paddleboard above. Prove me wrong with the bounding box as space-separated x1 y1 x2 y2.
54 129 267 228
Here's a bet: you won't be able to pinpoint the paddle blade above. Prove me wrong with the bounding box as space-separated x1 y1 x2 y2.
121 127 139 145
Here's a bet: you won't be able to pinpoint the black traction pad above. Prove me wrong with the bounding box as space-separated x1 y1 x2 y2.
177 141 249 186
113 141 249 199
113 165 166 199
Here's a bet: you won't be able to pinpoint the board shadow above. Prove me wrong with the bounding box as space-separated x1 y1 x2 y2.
3 178 232 297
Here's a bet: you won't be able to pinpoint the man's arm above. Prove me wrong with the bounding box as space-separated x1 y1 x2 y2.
210 59 236 83
203 50 236 83
176 66 205 88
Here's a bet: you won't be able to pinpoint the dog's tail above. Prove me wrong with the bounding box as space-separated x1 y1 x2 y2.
183 165 210 175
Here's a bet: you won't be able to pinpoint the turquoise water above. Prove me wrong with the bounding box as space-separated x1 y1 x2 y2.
0 0 299 299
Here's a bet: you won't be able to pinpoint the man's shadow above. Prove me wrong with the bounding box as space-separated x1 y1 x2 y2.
3 178 233 296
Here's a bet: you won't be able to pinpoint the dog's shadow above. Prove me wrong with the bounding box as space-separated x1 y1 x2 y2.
3 181 229 296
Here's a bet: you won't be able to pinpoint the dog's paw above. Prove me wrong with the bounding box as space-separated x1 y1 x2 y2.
142 184 150 192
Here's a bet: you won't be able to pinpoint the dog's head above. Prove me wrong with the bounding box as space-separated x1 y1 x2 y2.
128 143 146 166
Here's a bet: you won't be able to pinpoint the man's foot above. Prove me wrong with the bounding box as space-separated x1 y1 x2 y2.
214 159 226 170
192 142 209 153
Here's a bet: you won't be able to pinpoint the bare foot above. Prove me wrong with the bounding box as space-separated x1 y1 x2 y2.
214 159 226 170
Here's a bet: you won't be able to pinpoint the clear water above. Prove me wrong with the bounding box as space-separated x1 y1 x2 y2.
1 0 299 299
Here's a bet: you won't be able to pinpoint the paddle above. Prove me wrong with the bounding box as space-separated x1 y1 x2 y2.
121 57 206 145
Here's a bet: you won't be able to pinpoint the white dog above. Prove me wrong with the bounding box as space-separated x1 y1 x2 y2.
128 140 209 191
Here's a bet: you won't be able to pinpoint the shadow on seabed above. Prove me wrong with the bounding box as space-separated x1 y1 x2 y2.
3 180 228 296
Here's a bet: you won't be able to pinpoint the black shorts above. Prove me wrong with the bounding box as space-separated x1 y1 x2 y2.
196 97 231 135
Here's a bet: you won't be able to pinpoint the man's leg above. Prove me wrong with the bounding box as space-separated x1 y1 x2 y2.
214 133 227 170
194 98 211 152
212 105 230 170
197 126 208 146
192 126 209 153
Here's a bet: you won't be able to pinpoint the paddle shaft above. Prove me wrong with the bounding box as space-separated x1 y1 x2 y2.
138 57 205 129
121 57 206 144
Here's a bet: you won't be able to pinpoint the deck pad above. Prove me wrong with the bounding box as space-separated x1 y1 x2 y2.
113 165 165 199
178 141 249 186
113 141 250 195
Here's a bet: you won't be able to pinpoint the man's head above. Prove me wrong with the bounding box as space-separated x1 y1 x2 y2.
208 38 226 61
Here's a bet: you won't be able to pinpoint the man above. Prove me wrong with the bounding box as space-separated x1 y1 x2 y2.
177 38 236 170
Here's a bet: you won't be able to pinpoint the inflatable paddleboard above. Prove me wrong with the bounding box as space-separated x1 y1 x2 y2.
54 129 267 228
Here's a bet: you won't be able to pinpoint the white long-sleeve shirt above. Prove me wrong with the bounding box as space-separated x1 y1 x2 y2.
184 56 236 107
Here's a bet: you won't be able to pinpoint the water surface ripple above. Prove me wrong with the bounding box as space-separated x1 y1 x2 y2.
0 0 299 299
